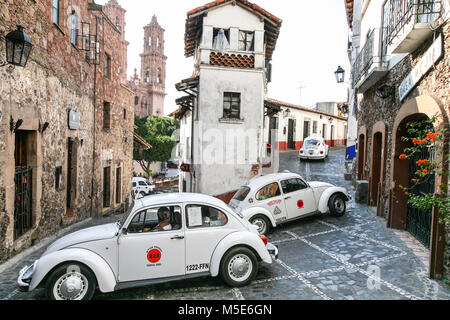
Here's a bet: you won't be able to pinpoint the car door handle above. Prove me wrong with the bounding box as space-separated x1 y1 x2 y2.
284 196 291 200
171 235 185 240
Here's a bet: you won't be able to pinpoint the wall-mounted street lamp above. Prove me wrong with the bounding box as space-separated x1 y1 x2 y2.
334 66 346 84
1 25 33 71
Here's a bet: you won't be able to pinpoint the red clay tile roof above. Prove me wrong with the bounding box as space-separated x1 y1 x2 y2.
187 0 281 23
345 0 354 29
265 98 348 121
185 0 282 61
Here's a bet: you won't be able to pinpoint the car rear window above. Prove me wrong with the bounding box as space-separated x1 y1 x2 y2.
233 186 251 201
305 139 320 146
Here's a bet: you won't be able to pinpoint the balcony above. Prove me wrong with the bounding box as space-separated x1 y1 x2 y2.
351 29 388 93
387 0 443 54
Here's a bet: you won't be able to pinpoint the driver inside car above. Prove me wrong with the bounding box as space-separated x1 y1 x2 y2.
153 207 172 232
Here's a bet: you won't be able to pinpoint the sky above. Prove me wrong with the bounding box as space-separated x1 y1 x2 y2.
96 0 352 115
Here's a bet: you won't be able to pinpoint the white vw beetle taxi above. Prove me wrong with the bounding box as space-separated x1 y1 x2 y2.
229 172 351 235
17 193 278 300
299 136 329 160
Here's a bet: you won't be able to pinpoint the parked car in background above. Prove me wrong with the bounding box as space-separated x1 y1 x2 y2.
229 171 351 235
18 193 278 300
299 136 329 161
132 177 155 196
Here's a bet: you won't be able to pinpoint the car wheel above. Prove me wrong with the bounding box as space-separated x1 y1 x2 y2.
140 192 146 197
220 247 258 287
46 263 97 300
249 215 270 236
328 193 346 217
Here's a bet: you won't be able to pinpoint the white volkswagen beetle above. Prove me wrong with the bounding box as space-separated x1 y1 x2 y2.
229 172 351 235
299 136 329 160
17 193 278 300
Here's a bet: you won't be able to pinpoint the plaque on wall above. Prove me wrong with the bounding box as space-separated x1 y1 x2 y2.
68 109 80 130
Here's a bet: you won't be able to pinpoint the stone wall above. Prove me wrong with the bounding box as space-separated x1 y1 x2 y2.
0 0 133 263
357 21 449 280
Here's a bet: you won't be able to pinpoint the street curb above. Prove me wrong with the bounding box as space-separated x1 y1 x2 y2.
0 218 93 274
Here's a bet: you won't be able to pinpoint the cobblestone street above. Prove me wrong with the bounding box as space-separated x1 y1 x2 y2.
1 147 449 300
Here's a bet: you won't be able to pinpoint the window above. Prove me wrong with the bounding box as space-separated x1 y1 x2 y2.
52 0 60 25
213 28 230 50
104 53 111 78
233 186 251 201
157 68 162 84
238 31 254 51
186 205 228 229
103 102 111 130
71 13 77 45
256 182 281 201
223 92 241 119
134 96 139 105
313 121 318 134
128 206 182 233
145 69 150 83
280 179 309 194
123 108 127 120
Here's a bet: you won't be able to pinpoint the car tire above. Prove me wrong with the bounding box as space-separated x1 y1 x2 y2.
328 193 346 217
220 247 258 287
45 263 97 300
249 215 271 236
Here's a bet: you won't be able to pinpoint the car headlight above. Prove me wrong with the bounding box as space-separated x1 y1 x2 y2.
21 263 36 284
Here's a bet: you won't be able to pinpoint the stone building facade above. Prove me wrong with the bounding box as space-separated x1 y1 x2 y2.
0 0 134 263
345 0 449 280
129 15 167 117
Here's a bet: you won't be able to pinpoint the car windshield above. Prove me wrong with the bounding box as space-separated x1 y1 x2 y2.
232 186 251 201
305 139 320 146
119 199 135 229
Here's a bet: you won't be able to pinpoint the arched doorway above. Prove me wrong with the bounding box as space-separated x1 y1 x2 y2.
357 127 367 180
369 122 387 216
390 95 448 279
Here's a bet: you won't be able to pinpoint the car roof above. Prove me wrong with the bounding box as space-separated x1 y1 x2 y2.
137 193 229 211
246 172 303 189
305 136 324 141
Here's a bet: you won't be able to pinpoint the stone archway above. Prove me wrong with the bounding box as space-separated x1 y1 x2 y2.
369 121 387 216
390 95 449 279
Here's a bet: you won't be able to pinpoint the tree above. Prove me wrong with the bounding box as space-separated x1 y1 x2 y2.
134 115 180 178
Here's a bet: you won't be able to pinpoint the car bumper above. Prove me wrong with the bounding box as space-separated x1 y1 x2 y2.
266 242 279 261
17 262 36 292
299 154 326 160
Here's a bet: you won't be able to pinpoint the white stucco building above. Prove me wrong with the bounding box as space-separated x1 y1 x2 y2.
171 0 282 201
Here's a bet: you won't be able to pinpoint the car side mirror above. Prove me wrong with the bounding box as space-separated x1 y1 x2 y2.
121 228 128 235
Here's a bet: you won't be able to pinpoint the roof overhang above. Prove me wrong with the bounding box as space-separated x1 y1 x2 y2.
344 0 354 30
184 0 282 61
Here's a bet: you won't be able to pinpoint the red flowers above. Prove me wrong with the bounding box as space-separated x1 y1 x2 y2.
412 179 420 183
399 154 407 160
426 132 440 142
416 159 429 166
412 138 427 145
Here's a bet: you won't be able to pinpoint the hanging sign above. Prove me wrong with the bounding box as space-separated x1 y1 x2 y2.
398 35 443 102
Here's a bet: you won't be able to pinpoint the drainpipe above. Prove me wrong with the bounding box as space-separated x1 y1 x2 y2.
90 16 99 218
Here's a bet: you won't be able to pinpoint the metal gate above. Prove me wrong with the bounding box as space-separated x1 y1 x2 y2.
14 166 33 239
406 148 434 248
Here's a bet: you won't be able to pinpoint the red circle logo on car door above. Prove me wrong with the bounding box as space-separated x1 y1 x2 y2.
147 248 162 263
297 200 304 208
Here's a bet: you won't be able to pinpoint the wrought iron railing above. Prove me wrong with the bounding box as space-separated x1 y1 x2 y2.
387 0 442 45
14 166 33 239
351 30 375 88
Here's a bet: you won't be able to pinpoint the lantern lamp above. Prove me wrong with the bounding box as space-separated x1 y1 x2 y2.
2 25 33 69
